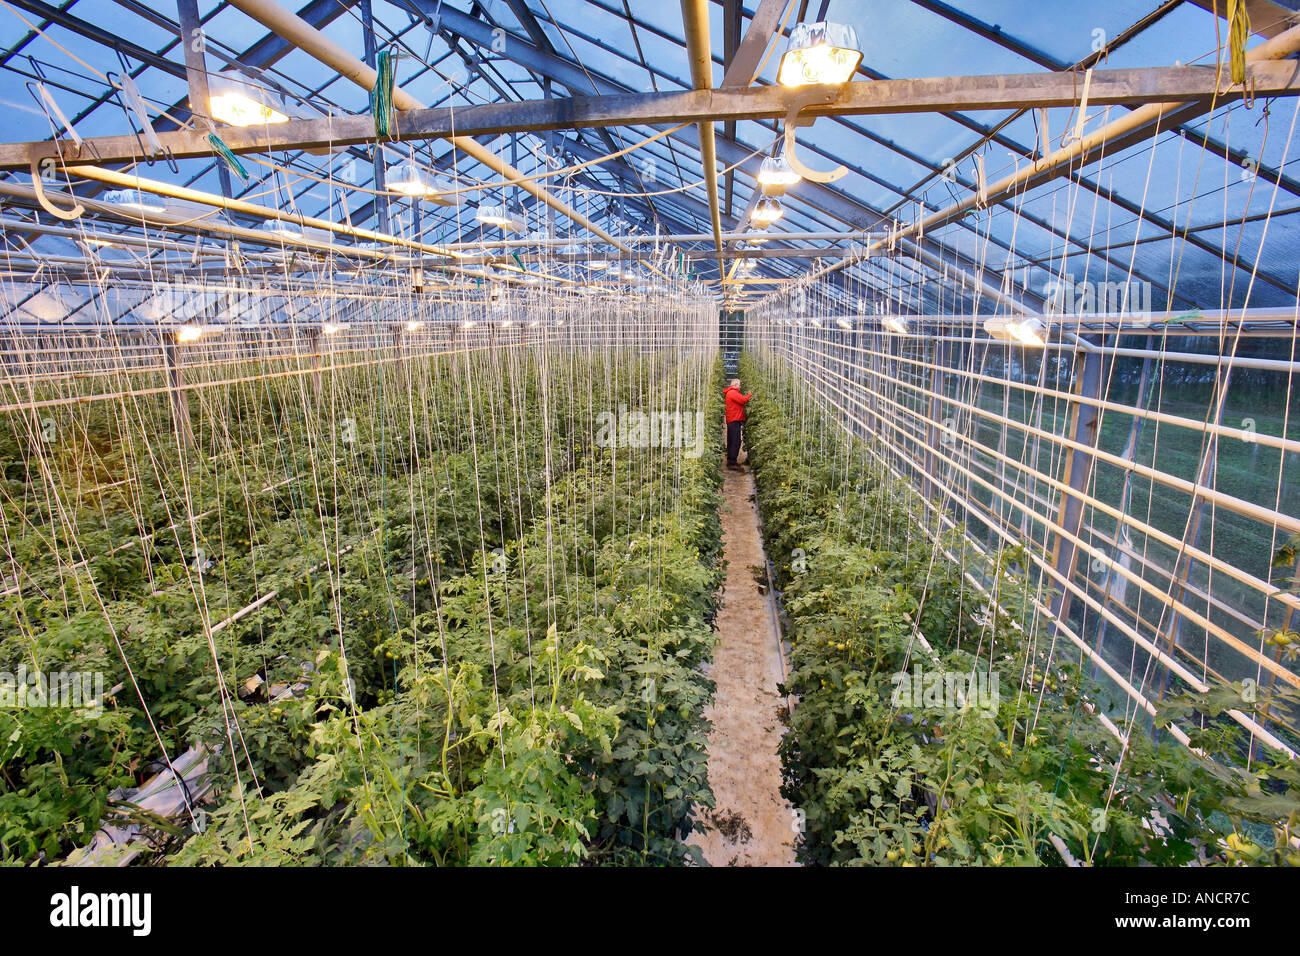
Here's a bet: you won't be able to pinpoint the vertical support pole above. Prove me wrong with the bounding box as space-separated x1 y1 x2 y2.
162 332 194 450
176 0 211 130
1048 338 1105 628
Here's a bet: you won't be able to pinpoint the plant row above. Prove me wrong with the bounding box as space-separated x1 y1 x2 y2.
739 351 1299 867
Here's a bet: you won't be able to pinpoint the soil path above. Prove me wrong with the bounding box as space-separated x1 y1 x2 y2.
690 465 797 866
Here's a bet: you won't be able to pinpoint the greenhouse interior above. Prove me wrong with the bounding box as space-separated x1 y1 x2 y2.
0 0 1298 878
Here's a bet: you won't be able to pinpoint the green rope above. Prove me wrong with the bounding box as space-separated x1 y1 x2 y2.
511 252 526 272
370 50 396 138
207 133 249 181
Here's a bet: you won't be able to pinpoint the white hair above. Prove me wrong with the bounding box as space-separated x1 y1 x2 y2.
729 378 741 388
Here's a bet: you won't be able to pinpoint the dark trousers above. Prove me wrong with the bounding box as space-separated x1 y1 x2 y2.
726 420 743 465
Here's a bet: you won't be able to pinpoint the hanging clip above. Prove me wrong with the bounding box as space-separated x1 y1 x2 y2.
781 87 847 184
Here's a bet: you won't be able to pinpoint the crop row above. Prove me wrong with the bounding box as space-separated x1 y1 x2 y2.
1 347 723 865
740 352 1299 867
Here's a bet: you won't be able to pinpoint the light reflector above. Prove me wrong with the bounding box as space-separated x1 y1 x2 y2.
778 22 863 88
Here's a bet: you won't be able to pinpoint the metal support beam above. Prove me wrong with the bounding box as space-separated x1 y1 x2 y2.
176 0 214 131
681 0 725 280
13 63 1298 170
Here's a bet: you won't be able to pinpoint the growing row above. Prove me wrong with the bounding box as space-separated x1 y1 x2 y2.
1 346 724 865
740 352 1299 866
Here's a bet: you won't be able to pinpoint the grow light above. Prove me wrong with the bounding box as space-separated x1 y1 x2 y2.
321 322 346 335
757 154 801 194
836 317 853 330
984 317 1047 347
882 316 909 334
388 162 451 200
405 320 423 331
209 80 289 127
752 197 784 225
475 204 523 230
778 22 862 88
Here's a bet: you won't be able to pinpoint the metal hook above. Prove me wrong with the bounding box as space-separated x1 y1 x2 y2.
28 157 84 221
781 87 847 184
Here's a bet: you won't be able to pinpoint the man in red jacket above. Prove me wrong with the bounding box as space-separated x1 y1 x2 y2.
723 378 752 469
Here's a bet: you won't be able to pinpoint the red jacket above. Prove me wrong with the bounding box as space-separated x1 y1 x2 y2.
724 386 752 424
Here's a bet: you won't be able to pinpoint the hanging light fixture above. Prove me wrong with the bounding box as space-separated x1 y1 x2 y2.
778 22 863 88
475 202 523 231
752 197 784 225
882 316 909 334
209 78 290 127
176 324 204 343
388 162 451 199
984 316 1047 346
757 154 801 195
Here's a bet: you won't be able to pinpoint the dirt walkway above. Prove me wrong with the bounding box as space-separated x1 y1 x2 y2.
690 465 797 867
